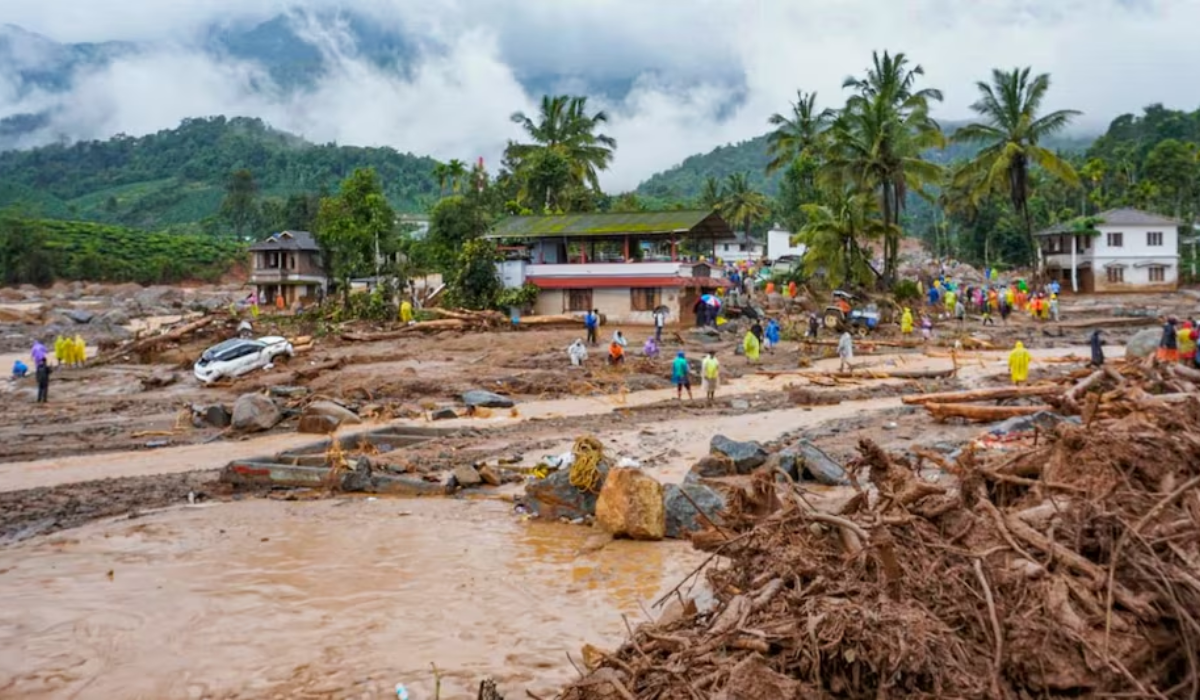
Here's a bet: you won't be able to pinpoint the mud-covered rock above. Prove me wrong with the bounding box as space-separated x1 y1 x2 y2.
595 468 665 540
297 414 338 434
524 464 609 521
192 403 231 429
710 434 768 474
690 455 734 478
795 439 848 485
63 309 94 324
453 464 483 488
231 393 282 432
303 400 362 428
478 464 502 486
430 407 458 421
1126 328 1161 359
664 475 727 539
461 390 515 409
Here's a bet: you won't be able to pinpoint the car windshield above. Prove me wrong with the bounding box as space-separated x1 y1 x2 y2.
201 340 262 362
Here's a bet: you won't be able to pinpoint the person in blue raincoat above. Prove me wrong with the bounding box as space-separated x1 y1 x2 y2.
764 318 781 353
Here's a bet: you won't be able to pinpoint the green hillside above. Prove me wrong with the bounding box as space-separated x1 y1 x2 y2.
635 121 1097 201
0 116 441 231
0 217 243 286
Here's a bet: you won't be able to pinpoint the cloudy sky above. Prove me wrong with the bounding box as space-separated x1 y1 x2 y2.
2 0 1199 190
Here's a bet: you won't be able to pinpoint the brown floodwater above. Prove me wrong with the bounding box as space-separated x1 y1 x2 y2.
0 498 707 699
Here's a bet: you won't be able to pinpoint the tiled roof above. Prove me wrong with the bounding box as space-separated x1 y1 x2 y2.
248 230 320 252
488 211 732 239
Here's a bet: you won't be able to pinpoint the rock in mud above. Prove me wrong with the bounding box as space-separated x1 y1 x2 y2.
478 464 502 486
63 308 94 324
192 404 231 429
763 448 801 483
231 393 282 432
595 468 665 540
461 390 515 409
795 439 848 485
369 474 450 496
269 385 310 398
453 464 483 488
297 414 338 434
663 475 727 539
689 455 734 478
523 464 609 521
100 309 131 326
302 400 362 428
1126 328 1161 359
710 434 768 474
430 407 458 421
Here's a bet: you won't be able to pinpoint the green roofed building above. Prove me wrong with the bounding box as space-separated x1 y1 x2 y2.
487 210 737 324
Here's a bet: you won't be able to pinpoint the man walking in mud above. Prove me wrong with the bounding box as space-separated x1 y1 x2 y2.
35 359 51 403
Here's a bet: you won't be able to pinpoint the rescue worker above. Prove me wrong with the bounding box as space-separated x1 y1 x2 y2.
837 331 854 372
1049 293 1060 322
743 327 761 364
643 336 660 358
764 318 781 353
1158 318 1179 364
608 339 626 365
671 351 693 401
1090 330 1105 367
585 309 600 346
900 307 914 336
53 335 66 366
1177 321 1196 366
73 334 86 366
1008 341 1032 385
35 359 51 403
567 339 588 366
400 299 414 324
701 351 720 406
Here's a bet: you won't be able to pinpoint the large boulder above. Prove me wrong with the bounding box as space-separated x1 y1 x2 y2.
663 475 727 539
524 463 610 521
461 390 515 409
192 404 231 429
795 440 848 486
452 464 483 488
63 308 94 324
1126 328 1161 359
100 308 131 326
710 434 768 474
297 414 339 434
690 455 734 479
595 468 665 540
231 393 282 432
302 400 362 428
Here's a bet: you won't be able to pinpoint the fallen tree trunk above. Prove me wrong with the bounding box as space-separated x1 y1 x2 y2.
801 339 920 349
95 315 217 365
1055 316 1159 330
518 314 585 326
341 319 468 341
924 403 1054 422
901 384 1063 406
764 367 956 381
423 308 506 324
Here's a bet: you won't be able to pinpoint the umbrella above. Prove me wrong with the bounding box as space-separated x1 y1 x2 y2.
700 294 721 307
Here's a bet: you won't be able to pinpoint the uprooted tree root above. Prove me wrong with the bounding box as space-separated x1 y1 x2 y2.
560 389 1200 699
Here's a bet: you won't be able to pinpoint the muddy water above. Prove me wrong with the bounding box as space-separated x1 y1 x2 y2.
0 498 706 699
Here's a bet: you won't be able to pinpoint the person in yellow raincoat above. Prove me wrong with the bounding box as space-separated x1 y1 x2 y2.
53 335 66 367
742 329 761 363
1008 341 1031 385
900 307 914 336
399 299 414 324
73 334 87 366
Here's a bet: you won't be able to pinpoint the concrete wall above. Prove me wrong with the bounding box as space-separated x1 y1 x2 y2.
1043 223 1179 292
532 286 686 325
767 229 807 261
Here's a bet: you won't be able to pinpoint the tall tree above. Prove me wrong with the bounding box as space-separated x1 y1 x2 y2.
766 90 833 174
795 192 888 288
446 159 469 194
314 168 396 303
219 169 260 239
951 67 1081 267
719 172 770 239
824 51 945 285
432 161 451 196
507 95 617 210
699 176 723 211
1143 139 1197 219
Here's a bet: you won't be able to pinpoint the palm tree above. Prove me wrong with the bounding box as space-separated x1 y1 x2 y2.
432 161 451 196
699 176 723 211
766 90 833 174
446 159 468 194
796 192 889 288
507 95 617 209
952 67 1081 267
719 172 770 239
823 51 945 286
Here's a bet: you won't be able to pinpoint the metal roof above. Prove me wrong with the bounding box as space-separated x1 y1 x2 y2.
1036 208 1180 236
487 210 733 240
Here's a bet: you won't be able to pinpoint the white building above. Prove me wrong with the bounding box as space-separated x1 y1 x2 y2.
767 227 807 262
1035 208 1180 293
713 233 764 264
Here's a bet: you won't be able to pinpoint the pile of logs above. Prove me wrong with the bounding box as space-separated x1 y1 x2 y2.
340 308 582 342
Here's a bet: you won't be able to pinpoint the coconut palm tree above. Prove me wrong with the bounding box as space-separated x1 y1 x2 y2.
951 67 1081 267
795 192 889 288
699 176 723 211
446 159 468 193
432 161 451 196
823 51 945 286
766 90 833 174
507 95 617 209
719 172 770 239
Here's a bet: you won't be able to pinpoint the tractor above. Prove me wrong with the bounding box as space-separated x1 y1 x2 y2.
822 290 880 336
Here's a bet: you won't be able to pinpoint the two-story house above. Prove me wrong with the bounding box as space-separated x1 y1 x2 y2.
248 230 327 307
1035 208 1180 293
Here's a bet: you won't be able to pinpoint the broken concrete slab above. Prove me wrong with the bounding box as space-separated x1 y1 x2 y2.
461 390 515 409
478 464 502 487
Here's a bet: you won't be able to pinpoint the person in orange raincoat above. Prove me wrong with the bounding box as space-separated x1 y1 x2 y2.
787 280 797 298
1157 318 1179 363
275 292 285 311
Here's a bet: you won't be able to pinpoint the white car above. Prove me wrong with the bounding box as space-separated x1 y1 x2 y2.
193 336 294 384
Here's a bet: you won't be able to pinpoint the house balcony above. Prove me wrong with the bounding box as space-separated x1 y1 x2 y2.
249 269 327 285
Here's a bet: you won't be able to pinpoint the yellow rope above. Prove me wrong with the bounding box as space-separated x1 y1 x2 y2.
568 435 605 494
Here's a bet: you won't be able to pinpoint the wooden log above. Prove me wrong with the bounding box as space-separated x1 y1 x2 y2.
1169 363 1200 384
341 319 468 341
95 315 217 364
518 314 585 326
802 339 920 349
1064 369 1106 410
924 403 1054 422
1055 316 1159 330
423 308 506 323
901 384 1063 406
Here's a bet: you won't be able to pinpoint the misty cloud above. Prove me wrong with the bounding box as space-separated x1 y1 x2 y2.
2 0 1200 190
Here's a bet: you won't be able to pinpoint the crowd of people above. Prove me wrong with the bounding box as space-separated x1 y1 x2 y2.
921 275 1065 326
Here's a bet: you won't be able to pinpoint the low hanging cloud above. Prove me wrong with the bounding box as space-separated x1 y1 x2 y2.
3 0 1200 191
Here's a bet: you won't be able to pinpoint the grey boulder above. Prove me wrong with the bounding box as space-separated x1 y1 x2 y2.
663 475 727 539
523 463 609 521
709 434 768 474
231 393 282 432
303 400 363 428
1125 328 1161 359
461 390 515 409
794 440 848 486
63 309 94 324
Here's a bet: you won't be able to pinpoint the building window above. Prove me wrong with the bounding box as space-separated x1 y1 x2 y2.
1149 266 1166 283
1106 232 1123 248
566 289 593 312
1147 231 1163 247
630 288 662 312
1106 267 1125 284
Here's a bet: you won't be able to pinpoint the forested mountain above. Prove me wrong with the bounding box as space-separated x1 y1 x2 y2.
635 121 1097 201
0 116 440 230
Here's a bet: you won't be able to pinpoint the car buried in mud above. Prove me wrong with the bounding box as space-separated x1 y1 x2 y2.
193 336 293 384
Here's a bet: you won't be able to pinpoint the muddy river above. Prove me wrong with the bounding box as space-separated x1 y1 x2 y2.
0 498 706 699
